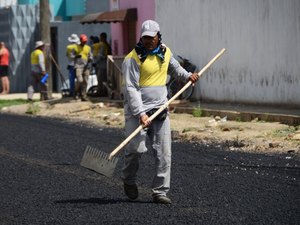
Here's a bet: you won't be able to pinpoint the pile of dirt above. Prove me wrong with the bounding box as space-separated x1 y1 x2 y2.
2 100 299 155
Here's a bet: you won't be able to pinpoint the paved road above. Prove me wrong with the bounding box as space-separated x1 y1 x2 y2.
0 113 299 225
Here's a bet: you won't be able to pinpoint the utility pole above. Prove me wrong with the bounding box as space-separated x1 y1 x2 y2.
40 0 52 98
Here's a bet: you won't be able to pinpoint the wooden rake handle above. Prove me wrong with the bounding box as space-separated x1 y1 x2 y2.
108 48 226 159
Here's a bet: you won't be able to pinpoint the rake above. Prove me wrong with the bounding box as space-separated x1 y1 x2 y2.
80 48 226 177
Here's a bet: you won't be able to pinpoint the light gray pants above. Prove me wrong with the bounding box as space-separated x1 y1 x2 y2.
75 66 89 98
122 115 171 197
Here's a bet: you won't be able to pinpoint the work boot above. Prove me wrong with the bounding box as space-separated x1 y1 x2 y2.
81 96 88 101
123 183 138 200
152 195 172 204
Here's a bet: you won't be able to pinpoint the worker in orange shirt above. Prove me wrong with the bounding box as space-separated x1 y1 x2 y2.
72 34 93 101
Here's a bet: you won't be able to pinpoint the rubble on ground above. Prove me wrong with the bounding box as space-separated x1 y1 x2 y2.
1 100 299 156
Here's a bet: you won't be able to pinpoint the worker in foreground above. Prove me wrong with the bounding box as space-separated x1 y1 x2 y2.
121 20 199 204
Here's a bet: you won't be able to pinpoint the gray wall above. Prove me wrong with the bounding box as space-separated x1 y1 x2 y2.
156 0 300 106
86 0 109 14
44 0 110 91
0 5 39 93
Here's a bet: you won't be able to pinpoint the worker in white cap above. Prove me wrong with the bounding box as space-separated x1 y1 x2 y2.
121 20 199 204
66 34 80 97
28 40 47 101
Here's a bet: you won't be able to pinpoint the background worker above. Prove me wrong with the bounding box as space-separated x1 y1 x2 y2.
94 32 111 96
89 35 96 46
91 36 100 76
0 42 10 94
28 41 47 101
91 36 100 61
121 20 199 204
66 34 80 97
73 34 93 101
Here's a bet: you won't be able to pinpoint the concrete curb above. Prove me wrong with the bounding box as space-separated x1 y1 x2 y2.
1 94 299 126
173 106 300 126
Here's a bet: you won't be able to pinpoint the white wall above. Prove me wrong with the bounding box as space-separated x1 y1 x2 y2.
156 0 300 106
0 0 17 8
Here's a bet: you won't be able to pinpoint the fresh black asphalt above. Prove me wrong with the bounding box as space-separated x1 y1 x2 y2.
0 113 299 225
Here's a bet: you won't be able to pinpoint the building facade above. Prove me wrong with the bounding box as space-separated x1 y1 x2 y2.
107 0 299 107
1 0 299 107
156 0 300 106
0 0 110 92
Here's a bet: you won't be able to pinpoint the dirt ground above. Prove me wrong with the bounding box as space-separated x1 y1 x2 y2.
2 100 300 156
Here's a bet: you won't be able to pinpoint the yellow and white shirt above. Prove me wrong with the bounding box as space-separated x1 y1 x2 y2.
66 43 77 66
122 46 191 118
31 49 45 73
72 44 93 67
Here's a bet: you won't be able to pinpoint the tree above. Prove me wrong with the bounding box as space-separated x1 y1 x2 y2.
40 0 52 98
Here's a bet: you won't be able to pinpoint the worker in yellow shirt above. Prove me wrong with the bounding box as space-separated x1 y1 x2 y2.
72 34 93 101
91 36 100 77
94 32 111 96
66 34 80 97
92 36 100 59
28 41 47 101
121 20 199 204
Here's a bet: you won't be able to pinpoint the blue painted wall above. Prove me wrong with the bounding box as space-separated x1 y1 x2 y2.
65 0 85 16
17 0 86 20
18 0 38 5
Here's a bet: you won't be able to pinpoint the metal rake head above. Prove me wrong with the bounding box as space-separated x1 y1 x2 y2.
80 145 119 177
